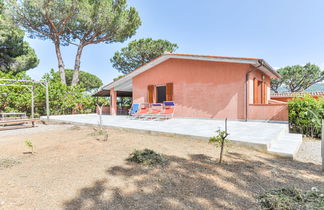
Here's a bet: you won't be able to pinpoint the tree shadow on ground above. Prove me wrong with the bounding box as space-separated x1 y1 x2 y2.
63 152 323 210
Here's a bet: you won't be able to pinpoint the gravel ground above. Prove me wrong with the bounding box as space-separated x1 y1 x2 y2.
0 123 72 140
0 125 323 209
295 137 322 164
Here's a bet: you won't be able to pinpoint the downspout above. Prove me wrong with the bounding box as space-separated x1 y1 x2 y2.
245 60 264 122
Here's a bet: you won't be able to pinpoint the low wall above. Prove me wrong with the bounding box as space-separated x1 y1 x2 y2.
271 95 324 102
248 104 288 121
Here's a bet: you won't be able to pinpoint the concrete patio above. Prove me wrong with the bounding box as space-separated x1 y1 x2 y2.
43 114 302 158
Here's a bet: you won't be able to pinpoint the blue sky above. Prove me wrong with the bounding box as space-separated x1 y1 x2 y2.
26 0 324 84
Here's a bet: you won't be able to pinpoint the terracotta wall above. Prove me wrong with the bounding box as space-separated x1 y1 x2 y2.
96 106 110 115
132 58 252 119
248 104 288 121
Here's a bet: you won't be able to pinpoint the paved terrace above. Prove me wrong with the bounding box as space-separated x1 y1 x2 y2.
43 114 302 158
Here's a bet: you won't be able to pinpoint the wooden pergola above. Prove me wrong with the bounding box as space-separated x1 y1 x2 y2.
0 78 50 120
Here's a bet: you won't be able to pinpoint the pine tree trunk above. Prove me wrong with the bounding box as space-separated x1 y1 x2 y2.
54 37 66 85
72 44 84 86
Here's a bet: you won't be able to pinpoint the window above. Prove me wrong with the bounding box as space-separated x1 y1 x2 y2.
156 86 166 103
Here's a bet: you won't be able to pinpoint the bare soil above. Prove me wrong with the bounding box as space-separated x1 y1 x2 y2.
0 124 323 210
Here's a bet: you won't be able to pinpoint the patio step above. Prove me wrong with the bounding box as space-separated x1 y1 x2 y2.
268 132 302 158
267 126 288 150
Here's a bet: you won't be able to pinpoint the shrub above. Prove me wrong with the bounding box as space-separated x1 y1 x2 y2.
89 128 108 141
257 187 324 210
288 95 324 138
127 149 166 166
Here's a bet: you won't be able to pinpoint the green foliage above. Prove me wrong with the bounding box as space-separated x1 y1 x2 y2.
37 69 97 115
111 38 178 74
7 0 76 44
209 129 230 145
24 139 34 153
271 63 324 93
127 149 167 167
67 0 141 45
0 2 39 74
257 187 324 210
288 95 324 138
113 75 124 81
52 69 103 91
62 0 141 85
0 70 104 116
209 127 230 163
0 71 32 113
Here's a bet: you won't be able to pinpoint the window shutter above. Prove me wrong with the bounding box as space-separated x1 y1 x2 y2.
253 79 258 104
262 82 267 104
148 85 154 103
166 83 173 101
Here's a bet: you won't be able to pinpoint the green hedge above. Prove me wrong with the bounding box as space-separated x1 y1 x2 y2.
288 95 324 138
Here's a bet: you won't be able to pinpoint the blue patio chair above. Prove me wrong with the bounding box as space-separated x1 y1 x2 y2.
129 104 140 117
163 101 175 106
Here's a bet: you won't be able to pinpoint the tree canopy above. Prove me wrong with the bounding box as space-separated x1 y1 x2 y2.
53 69 103 91
110 38 178 74
65 0 141 85
271 63 324 93
0 0 39 74
7 0 78 84
7 0 141 85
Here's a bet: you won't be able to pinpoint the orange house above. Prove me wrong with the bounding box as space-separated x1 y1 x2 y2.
94 53 288 121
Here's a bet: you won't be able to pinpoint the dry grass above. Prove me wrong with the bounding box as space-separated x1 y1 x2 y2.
0 124 323 209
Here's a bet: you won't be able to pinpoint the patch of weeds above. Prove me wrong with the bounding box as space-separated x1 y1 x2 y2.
0 158 21 169
89 128 108 141
24 139 34 154
127 149 167 167
70 125 81 130
257 187 324 210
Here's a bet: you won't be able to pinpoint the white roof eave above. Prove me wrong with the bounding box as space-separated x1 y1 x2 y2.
102 54 279 91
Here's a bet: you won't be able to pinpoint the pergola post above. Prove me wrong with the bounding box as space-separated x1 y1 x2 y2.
31 85 34 118
110 88 117 116
45 82 50 120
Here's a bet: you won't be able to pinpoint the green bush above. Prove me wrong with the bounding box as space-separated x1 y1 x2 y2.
127 149 166 166
288 95 324 138
257 187 324 210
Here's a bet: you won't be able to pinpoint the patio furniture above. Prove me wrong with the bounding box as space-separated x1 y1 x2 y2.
143 103 163 120
128 104 140 117
157 101 175 120
132 103 150 119
0 112 39 130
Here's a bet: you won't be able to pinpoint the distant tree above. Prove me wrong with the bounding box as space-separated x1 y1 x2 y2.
271 63 324 93
50 69 103 91
7 0 77 84
0 0 39 74
64 0 141 86
113 75 124 81
270 78 284 93
111 38 178 74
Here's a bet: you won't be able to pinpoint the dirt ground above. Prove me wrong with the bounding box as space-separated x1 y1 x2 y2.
0 124 323 210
